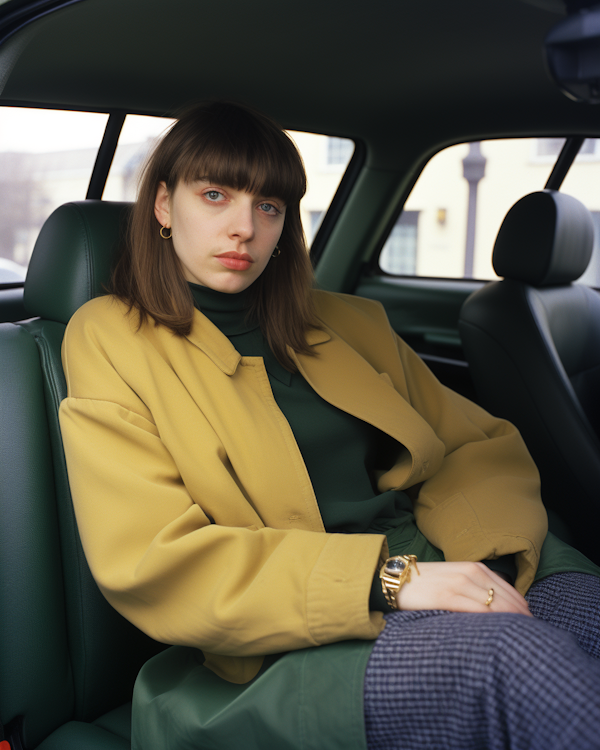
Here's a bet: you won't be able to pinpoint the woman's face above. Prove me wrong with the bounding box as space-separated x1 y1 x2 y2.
154 179 286 294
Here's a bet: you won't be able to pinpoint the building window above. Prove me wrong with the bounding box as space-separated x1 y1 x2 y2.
326 137 353 166
379 211 419 275
536 138 598 157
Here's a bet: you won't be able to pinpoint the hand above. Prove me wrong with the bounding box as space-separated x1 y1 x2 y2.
397 561 532 617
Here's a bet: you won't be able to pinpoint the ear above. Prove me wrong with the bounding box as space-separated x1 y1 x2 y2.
154 181 171 227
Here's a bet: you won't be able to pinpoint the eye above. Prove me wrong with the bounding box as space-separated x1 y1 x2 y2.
204 189 225 202
258 202 281 215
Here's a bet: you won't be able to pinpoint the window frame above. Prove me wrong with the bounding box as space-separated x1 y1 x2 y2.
372 135 600 287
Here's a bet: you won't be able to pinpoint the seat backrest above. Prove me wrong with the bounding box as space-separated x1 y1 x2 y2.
0 322 74 748
0 201 163 748
459 190 600 563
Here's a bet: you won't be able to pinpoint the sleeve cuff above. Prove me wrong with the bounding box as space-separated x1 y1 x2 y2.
369 570 394 613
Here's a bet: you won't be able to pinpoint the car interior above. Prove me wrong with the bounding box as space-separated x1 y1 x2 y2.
1 0 600 747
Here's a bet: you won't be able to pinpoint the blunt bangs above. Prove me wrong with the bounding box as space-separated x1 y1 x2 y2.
162 102 306 206
114 100 320 371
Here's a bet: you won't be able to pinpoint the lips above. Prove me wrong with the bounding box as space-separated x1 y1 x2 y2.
215 252 254 271
216 252 253 261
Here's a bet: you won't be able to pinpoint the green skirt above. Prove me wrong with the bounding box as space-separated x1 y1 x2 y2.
132 639 373 750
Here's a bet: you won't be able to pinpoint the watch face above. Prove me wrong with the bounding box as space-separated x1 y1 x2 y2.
384 558 406 576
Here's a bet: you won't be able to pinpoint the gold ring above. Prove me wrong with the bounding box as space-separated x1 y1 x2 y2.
485 588 494 607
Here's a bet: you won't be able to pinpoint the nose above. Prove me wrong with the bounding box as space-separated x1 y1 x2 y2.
228 198 255 243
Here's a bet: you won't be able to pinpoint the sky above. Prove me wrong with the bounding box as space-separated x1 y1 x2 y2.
0 107 174 153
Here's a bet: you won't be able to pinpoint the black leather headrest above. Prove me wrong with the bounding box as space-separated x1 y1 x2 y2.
24 201 132 324
493 190 594 287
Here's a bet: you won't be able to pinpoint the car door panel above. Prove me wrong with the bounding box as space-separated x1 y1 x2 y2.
354 275 483 402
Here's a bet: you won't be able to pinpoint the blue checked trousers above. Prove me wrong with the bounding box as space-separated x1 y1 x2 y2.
364 573 600 750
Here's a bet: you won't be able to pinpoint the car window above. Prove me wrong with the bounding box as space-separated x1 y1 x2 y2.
0 107 108 285
292 133 354 244
105 116 354 248
558 142 600 286
379 138 600 287
0 109 354 287
103 114 175 201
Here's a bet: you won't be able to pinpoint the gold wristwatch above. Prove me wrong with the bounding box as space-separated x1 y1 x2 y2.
379 554 419 610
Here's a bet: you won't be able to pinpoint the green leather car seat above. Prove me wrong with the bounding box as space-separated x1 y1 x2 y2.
0 201 163 750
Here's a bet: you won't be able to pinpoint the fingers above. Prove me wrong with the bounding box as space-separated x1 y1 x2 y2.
453 561 529 612
485 584 531 616
471 564 532 617
396 561 532 616
443 575 529 616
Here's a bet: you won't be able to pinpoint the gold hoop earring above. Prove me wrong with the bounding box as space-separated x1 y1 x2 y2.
272 245 280 258
160 226 172 240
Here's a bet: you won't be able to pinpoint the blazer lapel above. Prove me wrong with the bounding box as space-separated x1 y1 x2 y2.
294 327 445 489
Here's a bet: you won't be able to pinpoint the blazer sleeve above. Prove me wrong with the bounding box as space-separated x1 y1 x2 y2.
391 331 547 594
59 307 386 673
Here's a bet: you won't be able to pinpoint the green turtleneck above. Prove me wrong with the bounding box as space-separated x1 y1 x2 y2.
189 283 517 608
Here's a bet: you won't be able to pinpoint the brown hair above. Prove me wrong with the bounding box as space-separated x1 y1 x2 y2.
111 101 320 371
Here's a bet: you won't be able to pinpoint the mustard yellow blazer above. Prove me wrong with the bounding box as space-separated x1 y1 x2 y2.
59 290 547 684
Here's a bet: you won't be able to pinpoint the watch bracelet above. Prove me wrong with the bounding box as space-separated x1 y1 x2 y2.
379 554 419 610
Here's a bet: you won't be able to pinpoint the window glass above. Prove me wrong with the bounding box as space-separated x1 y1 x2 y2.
379 138 600 286
325 136 354 166
106 120 355 247
536 137 598 158
379 212 419 275
291 132 354 243
0 107 108 284
103 115 175 201
559 152 600 287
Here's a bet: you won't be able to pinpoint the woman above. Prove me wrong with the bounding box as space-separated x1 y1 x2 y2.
59 102 600 750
